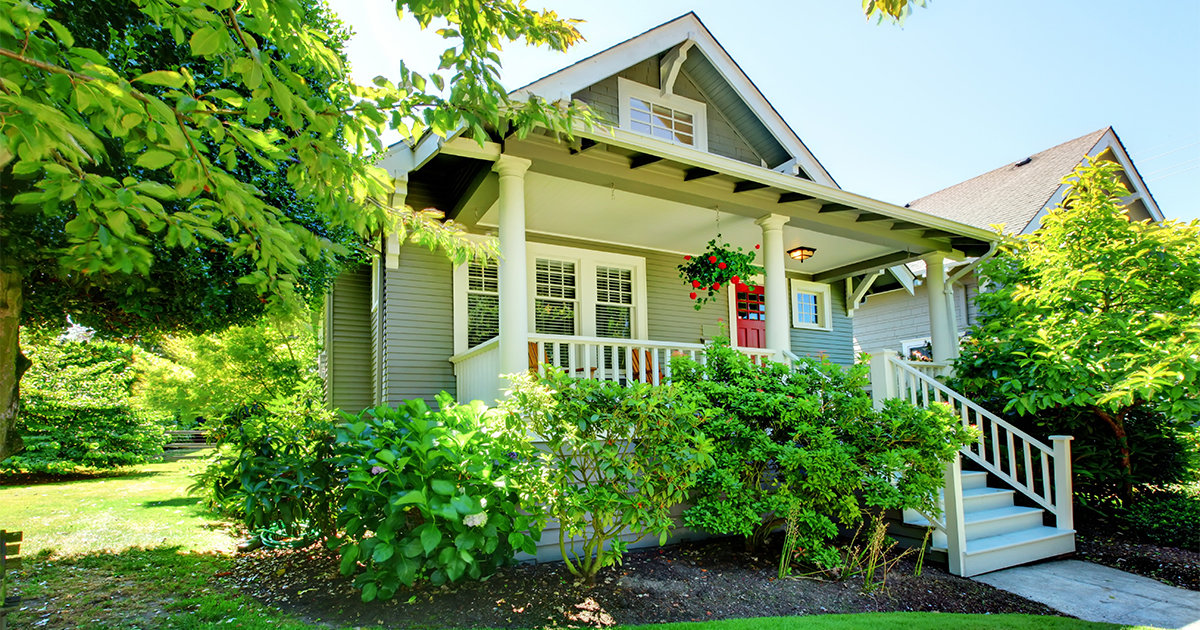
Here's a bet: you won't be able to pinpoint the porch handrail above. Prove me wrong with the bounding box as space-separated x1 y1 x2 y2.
884 354 1073 530
449 337 500 364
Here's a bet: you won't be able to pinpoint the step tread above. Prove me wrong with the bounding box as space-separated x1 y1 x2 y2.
904 504 1042 528
962 487 1014 498
963 526 1074 557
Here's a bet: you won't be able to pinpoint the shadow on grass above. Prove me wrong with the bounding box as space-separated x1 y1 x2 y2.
143 497 203 509
0 468 164 487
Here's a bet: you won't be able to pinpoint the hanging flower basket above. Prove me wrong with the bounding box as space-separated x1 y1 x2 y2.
678 235 760 310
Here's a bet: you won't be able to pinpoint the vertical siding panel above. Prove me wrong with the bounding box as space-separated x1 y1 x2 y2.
325 265 375 413
383 246 456 407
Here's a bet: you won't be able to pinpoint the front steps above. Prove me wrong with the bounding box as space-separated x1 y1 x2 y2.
902 470 1075 577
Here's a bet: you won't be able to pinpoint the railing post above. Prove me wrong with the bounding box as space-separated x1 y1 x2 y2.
867 349 899 410
943 452 967 576
1050 435 1074 530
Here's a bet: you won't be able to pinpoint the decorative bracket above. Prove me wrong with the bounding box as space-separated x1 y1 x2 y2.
660 40 695 97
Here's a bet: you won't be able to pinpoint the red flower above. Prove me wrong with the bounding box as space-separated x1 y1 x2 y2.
755 244 761 249
689 292 698 299
717 262 727 270
712 283 721 291
692 280 701 288
731 275 741 285
708 255 718 264
684 255 691 261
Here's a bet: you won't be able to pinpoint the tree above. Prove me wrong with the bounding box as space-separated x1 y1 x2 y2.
954 162 1200 496
0 0 595 461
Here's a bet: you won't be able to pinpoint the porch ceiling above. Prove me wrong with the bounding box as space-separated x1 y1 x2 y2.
473 172 897 276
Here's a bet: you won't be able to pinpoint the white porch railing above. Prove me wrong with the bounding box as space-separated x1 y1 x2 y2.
899 359 954 381
450 335 777 402
869 349 1073 575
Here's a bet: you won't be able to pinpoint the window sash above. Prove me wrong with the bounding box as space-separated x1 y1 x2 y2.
466 260 499 346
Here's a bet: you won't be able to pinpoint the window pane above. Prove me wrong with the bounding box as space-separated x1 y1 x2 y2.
630 97 651 113
630 109 651 124
467 293 499 346
796 292 819 325
536 259 576 300
652 126 674 140
596 304 631 339
675 122 693 135
596 267 632 305
677 111 693 125
631 121 652 134
535 299 576 336
468 259 498 293
652 103 672 117
674 131 694 145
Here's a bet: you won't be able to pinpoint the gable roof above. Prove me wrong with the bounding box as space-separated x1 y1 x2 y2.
907 128 1164 235
512 12 837 187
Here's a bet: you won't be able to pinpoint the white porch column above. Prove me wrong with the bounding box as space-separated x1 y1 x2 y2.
384 176 408 270
756 214 791 359
495 155 532 378
924 254 954 363
943 281 960 361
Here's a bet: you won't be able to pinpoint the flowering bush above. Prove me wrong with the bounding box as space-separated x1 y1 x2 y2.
336 395 540 601
678 235 760 309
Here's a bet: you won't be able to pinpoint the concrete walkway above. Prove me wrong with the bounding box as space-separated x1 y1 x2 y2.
975 560 1200 629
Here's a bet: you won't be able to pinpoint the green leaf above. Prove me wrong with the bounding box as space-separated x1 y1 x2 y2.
431 479 455 496
189 27 224 56
133 71 186 89
392 490 425 506
361 582 377 602
135 150 175 170
372 542 394 563
419 524 442 555
376 449 396 465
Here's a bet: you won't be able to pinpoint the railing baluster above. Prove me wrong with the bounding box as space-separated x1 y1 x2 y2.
537 341 546 376
1023 441 1034 492
1006 430 1017 478
990 421 1001 469
567 340 578 377
1040 450 1051 504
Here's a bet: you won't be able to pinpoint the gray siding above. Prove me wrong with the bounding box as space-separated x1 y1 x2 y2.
570 57 763 166
851 274 974 354
382 245 456 406
325 265 375 413
788 278 854 366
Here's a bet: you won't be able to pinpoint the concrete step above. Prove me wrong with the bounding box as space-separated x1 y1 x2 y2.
961 470 988 490
931 526 1076 577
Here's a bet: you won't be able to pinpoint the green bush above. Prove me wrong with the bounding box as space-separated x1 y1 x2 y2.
1080 485 1200 551
502 370 714 584
671 341 972 570
191 380 338 539
3 337 166 474
336 395 540 601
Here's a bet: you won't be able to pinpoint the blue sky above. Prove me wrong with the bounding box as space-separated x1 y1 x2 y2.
330 0 1200 221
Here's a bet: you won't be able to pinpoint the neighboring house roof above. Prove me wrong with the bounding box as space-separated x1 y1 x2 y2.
906 127 1163 235
512 12 837 187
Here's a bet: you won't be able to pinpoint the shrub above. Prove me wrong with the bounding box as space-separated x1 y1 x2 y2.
1079 485 1200 552
336 395 539 601
191 380 338 539
502 370 714 584
3 337 166 474
672 341 972 571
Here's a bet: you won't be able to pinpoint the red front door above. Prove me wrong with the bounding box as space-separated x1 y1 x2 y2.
735 283 766 348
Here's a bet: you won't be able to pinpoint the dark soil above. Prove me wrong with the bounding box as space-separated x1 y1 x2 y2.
225 537 1065 629
1076 535 1200 591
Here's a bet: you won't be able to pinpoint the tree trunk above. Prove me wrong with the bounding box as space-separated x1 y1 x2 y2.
1091 406 1133 499
0 266 27 462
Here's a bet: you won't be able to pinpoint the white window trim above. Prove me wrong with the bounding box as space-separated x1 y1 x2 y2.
790 279 832 332
527 242 648 340
452 241 649 354
617 77 708 152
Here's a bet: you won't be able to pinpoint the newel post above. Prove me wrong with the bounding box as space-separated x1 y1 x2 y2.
943 452 967 576
1050 435 1074 530
867 349 899 410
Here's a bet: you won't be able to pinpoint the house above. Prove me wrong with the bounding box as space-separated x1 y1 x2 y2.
852 128 1164 360
321 13 1069 577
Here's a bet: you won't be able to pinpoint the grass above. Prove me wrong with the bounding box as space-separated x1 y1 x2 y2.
0 450 236 555
1 451 1151 629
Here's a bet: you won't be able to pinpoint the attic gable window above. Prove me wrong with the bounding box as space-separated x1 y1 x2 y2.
617 77 707 152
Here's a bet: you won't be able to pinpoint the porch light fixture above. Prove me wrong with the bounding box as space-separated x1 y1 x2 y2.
788 246 816 262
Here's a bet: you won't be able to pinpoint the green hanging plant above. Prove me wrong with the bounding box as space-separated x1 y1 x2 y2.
678 235 760 310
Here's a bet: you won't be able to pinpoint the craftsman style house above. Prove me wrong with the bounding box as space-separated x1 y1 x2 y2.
322 13 1076 577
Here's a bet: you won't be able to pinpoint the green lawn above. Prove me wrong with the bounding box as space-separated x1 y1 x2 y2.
1 450 237 556
1 452 1151 630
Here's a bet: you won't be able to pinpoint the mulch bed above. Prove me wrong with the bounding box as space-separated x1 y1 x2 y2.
1076 535 1200 591
225 536 1065 629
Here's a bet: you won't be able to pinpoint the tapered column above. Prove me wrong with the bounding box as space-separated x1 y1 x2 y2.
925 254 954 363
943 281 960 361
756 214 791 359
495 155 532 378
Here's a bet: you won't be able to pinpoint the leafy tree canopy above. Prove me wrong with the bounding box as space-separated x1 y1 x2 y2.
0 0 595 460
955 162 1200 494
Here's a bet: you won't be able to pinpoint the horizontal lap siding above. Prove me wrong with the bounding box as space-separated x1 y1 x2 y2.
529 235 726 345
789 277 854 366
851 277 975 354
327 265 375 413
383 246 456 406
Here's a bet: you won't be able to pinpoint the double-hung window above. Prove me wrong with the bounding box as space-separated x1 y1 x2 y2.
465 259 499 347
790 279 833 331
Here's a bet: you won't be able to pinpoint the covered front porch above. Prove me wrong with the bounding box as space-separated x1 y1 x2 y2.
380 127 996 404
